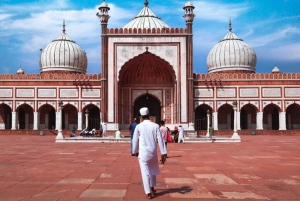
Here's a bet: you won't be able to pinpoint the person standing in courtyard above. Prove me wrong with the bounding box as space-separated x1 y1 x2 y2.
159 120 168 158
129 118 138 155
132 107 167 199
178 125 185 143
101 122 107 137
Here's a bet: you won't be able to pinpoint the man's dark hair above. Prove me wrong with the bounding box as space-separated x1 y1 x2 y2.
160 120 165 125
141 114 150 119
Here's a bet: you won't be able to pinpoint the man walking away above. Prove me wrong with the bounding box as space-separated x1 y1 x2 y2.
132 107 167 199
129 118 138 155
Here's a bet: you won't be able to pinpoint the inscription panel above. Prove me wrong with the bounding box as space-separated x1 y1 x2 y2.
0 89 12 97
217 88 235 97
16 89 34 97
194 89 213 97
82 89 100 97
262 88 281 97
240 88 258 97
60 89 78 98
38 89 56 97
286 88 300 97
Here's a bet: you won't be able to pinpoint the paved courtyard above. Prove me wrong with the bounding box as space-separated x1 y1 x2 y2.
0 135 299 201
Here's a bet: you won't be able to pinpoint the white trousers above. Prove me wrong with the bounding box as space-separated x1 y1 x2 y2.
178 136 184 143
138 159 157 194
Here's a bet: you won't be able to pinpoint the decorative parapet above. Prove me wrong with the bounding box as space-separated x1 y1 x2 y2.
0 73 102 80
107 28 186 35
193 73 300 80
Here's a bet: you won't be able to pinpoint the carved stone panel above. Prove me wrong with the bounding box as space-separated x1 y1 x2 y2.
194 89 213 97
82 89 100 97
285 88 300 97
0 89 12 97
240 88 258 97
60 89 78 98
217 88 235 97
263 88 281 97
38 89 56 97
17 89 34 97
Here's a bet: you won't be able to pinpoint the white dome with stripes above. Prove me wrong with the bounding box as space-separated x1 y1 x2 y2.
207 21 256 73
40 22 87 74
123 0 170 29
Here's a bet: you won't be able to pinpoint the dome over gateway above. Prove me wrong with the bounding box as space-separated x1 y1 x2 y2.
207 20 257 73
123 0 171 29
40 22 87 74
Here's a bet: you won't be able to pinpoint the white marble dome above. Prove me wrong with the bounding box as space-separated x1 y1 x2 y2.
40 23 87 74
207 23 256 73
123 0 170 29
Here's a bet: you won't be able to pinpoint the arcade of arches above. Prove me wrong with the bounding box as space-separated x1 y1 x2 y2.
0 103 101 131
194 103 300 131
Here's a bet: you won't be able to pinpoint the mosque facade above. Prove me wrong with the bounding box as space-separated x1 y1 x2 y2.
0 0 300 136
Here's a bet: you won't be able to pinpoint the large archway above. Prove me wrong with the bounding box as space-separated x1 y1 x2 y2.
17 104 33 129
0 104 11 129
218 104 234 130
134 94 161 124
62 104 78 130
39 104 56 130
240 104 257 130
194 104 212 131
82 104 100 130
263 104 279 130
118 50 176 125
286 103 300 130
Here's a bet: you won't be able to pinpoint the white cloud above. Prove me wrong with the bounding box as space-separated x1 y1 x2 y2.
261 43 300 62
249 26 300 48
193 1 250 22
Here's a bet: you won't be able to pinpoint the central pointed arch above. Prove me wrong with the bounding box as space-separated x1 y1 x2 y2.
119 51 176 86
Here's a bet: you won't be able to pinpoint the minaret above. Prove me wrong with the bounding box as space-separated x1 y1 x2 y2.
97 0 110 123
183 1 195 130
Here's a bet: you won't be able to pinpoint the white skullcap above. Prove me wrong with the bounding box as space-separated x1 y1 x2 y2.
140 107 149 116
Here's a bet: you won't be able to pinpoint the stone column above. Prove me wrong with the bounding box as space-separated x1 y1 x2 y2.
247 114 251 129
77 112 82 130
11 112 16 130
256 112 263 130
227 113 231 130
268 114 272 129
213 112 218 130
33 112 38 130
279 112 287 130
65 114 68 130
206 111 210 137
45 114 49 129
55 112 59 130
231 101 240 139
25 113 29 129
287 113 291 130
85 110 89 128
237 112 241 130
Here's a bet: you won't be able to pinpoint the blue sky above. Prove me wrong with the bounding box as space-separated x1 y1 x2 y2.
0 0 299 74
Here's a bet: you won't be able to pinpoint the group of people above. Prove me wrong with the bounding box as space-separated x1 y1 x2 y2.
71 122 107 138
130 107 185 199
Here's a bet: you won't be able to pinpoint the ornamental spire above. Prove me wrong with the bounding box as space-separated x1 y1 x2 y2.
63 20 66 33
144 0 149 7
229 18 232 32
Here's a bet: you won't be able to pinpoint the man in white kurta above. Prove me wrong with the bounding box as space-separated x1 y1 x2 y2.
132 107 167 199
178 125 185 143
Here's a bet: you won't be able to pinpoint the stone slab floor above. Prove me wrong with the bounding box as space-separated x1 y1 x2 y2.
0 135 299 200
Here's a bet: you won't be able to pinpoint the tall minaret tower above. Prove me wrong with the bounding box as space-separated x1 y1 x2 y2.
97 0 110 123
183 1 195 130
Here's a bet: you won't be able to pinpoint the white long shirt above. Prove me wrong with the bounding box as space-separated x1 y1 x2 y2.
132 120 167 175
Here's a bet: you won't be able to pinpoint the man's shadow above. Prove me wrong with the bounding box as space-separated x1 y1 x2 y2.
154 186 193 197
